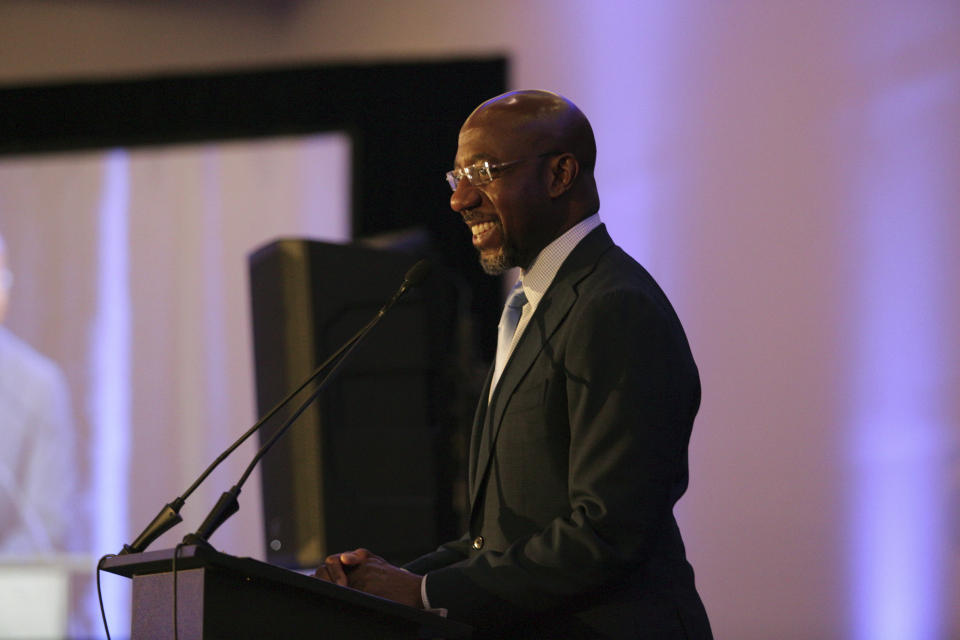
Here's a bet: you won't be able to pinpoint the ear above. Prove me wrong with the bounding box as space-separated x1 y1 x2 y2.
546 153 579 198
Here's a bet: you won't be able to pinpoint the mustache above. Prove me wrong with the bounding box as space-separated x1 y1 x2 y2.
461 211 499 226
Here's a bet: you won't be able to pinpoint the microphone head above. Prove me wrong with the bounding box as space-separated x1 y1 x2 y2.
403 259 432 288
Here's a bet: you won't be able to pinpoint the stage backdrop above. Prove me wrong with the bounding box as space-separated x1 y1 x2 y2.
0 132 351 634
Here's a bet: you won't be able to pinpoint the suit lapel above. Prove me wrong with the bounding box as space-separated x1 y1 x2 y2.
468 225 615 510
467 367 494 499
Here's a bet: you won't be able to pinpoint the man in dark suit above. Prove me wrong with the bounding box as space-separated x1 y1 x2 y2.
316 90 712 639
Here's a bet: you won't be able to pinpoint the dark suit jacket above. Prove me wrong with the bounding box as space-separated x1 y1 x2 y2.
405 226 712 639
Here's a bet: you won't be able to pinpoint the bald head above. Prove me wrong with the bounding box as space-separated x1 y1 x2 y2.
465 90 597 172
460 90 600 223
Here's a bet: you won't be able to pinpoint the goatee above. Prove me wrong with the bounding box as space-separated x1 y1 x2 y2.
480 252 511 275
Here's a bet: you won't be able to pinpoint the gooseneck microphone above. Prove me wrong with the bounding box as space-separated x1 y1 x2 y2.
182 258 432 546
119 259 432 555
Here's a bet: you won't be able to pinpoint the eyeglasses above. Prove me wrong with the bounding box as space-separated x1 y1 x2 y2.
445 152 559 192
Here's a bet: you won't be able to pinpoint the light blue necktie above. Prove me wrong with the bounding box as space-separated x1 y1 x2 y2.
491 281 527 397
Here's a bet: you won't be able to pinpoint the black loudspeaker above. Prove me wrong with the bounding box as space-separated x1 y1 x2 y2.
248 239 463 569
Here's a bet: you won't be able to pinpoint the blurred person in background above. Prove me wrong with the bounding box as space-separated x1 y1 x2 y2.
0 231 77 555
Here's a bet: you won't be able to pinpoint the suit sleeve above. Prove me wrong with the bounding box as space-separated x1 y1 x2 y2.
403 532 473 574
424 287 699 625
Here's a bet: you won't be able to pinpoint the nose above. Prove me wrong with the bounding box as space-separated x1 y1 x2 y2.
450 179 482 214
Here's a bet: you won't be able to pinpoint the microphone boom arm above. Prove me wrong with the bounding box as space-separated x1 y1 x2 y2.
182 261 430 546
120 259 430 555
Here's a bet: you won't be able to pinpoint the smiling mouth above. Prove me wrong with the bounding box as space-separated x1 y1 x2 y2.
470 221 497 238
467 217 503 253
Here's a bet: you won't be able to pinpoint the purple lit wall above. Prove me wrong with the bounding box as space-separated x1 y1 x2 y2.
0 2 957 638
841 8 959 637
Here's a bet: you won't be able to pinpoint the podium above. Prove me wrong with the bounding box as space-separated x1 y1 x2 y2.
102 545 472 639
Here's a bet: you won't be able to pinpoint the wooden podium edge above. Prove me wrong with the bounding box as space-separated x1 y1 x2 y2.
101 545 472 639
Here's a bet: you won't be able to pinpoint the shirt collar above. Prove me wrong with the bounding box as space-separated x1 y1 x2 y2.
519 213 602 310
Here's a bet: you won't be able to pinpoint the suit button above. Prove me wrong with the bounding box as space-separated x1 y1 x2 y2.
472 536 484 550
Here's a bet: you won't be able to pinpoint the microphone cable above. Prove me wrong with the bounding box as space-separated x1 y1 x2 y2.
96 554 115 640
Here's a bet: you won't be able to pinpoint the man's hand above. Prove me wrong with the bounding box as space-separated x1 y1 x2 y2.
314 548 424 609
314 548 362 587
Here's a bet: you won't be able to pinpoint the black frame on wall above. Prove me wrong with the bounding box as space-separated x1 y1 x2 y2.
0 59 507 559
0 58 507 340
